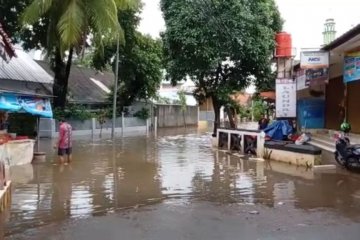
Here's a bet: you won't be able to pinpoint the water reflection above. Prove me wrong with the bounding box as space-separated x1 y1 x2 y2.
3 130 360 237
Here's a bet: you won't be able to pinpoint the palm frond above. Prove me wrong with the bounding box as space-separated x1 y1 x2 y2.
57 0 85 49
21 0 54 25
87 0 121 39
115 0 140 10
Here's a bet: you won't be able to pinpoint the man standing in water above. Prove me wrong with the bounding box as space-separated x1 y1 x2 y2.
56 118 72 164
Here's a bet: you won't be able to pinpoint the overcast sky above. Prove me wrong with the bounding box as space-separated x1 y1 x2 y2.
138 0 360 58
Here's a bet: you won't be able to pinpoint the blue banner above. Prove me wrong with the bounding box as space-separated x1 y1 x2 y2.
0 94 21 112
0 94 53 118
344 52 360 83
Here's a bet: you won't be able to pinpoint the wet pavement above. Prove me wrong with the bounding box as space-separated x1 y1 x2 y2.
2 128 360 239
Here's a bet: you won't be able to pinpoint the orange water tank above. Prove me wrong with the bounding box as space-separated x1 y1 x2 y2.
275 32 292 57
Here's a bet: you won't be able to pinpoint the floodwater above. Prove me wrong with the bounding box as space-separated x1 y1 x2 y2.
2 129 360 239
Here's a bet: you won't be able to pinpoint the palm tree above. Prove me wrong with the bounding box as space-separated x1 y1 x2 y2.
22 0 136 109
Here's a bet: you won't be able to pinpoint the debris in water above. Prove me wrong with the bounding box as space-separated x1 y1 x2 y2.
297 223 308 227
337 180 344 187
248 211 259 215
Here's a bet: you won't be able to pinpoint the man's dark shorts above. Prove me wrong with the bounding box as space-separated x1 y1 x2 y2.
58 148 72 156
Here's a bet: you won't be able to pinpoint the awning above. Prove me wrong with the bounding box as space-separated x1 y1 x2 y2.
0 93 53 118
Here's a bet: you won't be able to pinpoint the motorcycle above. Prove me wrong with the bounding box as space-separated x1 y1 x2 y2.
334 132 360 169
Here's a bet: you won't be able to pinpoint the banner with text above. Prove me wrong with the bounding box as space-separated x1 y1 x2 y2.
344 51 360 83
276 79 297 118
306 68 329 86
300 51 329 69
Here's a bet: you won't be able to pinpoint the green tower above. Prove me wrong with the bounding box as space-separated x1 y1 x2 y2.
323 18 336 45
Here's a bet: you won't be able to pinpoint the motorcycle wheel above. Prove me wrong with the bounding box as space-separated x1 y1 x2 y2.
345 157 358 169
335 152 345 166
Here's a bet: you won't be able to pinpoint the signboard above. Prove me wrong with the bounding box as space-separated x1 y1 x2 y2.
306 68 329 86
296 69 307 90
276 79 296 118
300 51 329 69
0 94 53 118
344 51 360 83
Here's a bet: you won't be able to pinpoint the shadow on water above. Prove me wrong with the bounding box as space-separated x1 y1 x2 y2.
3 127 360 237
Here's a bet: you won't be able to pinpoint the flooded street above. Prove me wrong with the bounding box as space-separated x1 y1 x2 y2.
2 129 360 239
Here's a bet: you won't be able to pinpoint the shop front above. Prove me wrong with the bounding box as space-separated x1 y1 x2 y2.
0 93 53 166
294 50 328 131
322 24 360 133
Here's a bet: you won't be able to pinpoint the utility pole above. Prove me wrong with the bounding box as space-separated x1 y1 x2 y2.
112 38 120 139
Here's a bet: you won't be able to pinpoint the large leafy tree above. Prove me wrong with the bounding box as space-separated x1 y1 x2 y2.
161 0 282 135
0 0 135 109
93 6 163 111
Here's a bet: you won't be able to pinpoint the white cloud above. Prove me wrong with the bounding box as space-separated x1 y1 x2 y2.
138 0 165 37
139 0 360 55
276 0 360 57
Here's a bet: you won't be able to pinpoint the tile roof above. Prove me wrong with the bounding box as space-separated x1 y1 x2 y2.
231 92 252 106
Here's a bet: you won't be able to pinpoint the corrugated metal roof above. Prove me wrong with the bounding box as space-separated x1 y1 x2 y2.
0 79 52 96
0 49 53 84
36 61 114 104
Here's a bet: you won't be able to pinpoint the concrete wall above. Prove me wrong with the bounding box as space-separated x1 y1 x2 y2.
39 117 147 138
199 111 215 122
156 104 198 128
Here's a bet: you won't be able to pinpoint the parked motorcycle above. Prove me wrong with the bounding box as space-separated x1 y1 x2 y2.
334 132 360 169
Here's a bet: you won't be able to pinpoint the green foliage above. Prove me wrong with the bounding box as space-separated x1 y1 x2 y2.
252 100 267 121
255 71 277 92
161 0 282 133
156 96 172 105
96 109 109 125
0 0 136 108
96 6 163 109
133 108 150 120
54 104 94 121
96 108 109 137
178 91 187 112
238 105 251 120
236 100 267 121
20 0 135 52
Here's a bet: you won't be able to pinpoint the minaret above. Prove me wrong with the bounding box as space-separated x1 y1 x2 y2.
323 18 336 45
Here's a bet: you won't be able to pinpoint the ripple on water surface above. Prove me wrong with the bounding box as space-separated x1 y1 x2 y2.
4 132 360 237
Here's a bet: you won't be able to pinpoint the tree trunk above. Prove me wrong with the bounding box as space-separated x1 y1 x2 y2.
52 47 74 109
183 111 187 129
226 107 236 129
212 96 221 137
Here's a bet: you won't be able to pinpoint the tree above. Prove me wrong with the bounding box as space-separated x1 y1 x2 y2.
96 109 109 138
1 0 136 109
95 6 163 111
161 0 282 135
178 90 187 128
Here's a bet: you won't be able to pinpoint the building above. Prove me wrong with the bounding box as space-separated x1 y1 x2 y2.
37 61 114 109
0 44 53 137
1 50 53 98
322 24 360 133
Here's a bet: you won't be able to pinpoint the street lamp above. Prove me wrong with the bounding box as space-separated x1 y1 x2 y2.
111 37 120 139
